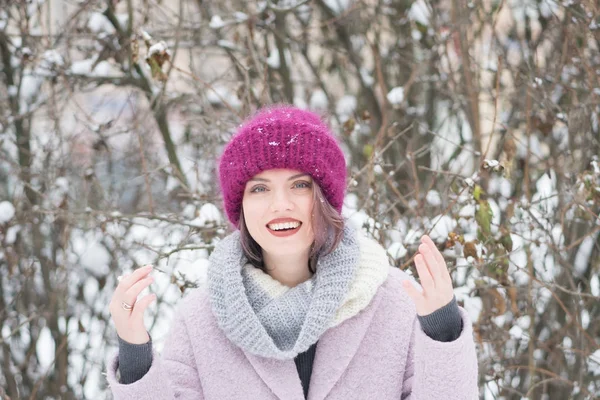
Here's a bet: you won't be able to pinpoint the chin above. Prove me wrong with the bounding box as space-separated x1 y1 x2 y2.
264 241 311 257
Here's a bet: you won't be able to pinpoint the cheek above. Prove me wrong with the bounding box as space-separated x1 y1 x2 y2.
242 198 266 228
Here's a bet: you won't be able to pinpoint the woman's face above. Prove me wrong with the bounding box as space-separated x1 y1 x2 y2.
242 169 315 257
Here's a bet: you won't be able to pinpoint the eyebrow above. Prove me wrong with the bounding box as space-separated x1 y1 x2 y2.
248 173 310 183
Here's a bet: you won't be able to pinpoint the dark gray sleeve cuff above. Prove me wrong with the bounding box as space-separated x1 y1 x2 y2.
117 335 153 384
417 296 463 342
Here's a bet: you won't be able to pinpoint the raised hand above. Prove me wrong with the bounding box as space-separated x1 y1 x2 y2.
402 235 454 316
109 265 156 344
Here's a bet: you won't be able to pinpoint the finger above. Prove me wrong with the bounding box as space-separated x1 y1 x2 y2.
421 236 446 271
421 236 451 281
117 265 153 294
414 254 435 293
402 280 424 303
124 276 154 303
130 293 157 321
418 243 438 277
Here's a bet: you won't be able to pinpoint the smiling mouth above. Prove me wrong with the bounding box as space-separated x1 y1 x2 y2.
266 221 302 237
267 221 302 231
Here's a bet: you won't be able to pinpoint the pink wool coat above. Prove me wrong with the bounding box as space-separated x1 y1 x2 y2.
106 268 479 399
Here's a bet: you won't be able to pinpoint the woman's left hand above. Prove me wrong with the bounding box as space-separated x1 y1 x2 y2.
402 235 455 316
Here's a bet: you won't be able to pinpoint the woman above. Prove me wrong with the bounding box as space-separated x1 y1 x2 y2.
107 105 479 399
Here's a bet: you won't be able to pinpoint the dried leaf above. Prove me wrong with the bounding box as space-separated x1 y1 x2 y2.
343 118 356 136
463 241 478 259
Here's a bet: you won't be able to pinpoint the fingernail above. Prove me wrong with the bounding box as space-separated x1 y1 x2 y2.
144 265 153 270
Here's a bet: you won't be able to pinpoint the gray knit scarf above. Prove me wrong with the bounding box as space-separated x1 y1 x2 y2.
207 224 359 360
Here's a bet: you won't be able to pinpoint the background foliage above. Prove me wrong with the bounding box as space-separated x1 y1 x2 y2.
0 0 599 398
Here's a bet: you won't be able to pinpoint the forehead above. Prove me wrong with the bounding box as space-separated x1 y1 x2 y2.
251 168 307 180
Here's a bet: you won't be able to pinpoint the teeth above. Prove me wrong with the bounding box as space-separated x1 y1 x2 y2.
268 221 301 231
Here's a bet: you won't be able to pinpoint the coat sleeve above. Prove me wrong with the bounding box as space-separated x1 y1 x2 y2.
106 310 204 400
401 307 479 400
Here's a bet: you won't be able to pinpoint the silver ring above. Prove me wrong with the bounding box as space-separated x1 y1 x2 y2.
121 301 134 311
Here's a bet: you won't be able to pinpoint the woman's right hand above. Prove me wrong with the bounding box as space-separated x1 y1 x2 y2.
109 265 156 344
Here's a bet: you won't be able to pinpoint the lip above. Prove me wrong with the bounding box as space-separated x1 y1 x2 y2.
266 218 303 238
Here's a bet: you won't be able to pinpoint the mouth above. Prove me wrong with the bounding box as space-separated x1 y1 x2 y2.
266 220 302 237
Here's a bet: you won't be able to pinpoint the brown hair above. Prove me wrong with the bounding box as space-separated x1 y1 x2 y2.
239 182 344 274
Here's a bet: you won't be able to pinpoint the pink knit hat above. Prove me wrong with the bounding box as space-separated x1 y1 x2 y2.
218 105 347 227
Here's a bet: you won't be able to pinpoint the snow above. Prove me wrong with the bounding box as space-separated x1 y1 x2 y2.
574 234 596 277
532 170 558 215
0 10 7 30
116 13 129 29
428 214 456 241
206 85 242 109
70 58 115 77
234 12 248 22
309 89 328 110
141 30 153 42
387 242 407 259
175 257 209 288
591 157 600 174
509 324 524 339
591 274 599 297
589 350 600 375
72 233 111 277
411 29 422 41
218 40 237 50
539 0 560 18
425 190 442 206
455 286 482 322
408 0 431 25
360 68 375 86
266 48 292 69
55 177 69 193
37 327 55 371
87 12 115 34
147 41 169 58
19 74 43 107
42 50 65 68
459 203 476 218
209 15 226 29
323 0 352 15
482 159 500 169
336 95 357 121
191 203 222 227
0 201 16 223
488 177 512 198
83 277 99 304
5 225 20 244
387 86 405 105
2 3 598 397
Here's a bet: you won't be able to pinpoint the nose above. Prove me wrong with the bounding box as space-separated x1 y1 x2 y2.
269 189 294 212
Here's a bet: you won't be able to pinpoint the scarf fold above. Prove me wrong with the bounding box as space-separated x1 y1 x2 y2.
207 223 389 360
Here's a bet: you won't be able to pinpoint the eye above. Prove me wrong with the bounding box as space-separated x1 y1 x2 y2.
294 180 312 189
250 185 267 193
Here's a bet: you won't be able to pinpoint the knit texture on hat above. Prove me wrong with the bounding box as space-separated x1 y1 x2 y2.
218 105 347 226
207 224 360 360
